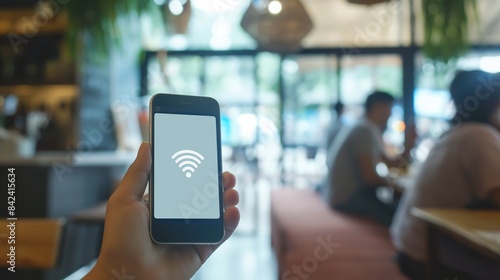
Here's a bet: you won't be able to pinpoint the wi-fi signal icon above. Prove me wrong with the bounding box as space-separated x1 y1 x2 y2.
172 150 204 178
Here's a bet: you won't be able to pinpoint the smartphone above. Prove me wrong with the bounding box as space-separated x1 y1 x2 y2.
149 93 224 244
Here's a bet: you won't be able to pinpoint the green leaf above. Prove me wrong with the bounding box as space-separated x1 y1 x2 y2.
64 0 158 58
422 0 479 64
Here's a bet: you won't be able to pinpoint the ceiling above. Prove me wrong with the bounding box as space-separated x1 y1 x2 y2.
302 0 410 47
2 0 500 48
300 0 500 47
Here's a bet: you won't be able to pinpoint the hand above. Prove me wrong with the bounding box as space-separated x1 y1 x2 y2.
83 142 240 280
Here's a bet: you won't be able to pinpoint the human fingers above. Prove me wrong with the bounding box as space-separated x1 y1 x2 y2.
223 189 239 208
222 172 236 190
113 142 151 202
193 206 240 263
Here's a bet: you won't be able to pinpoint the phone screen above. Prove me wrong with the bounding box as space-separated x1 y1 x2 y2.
153 113 220 220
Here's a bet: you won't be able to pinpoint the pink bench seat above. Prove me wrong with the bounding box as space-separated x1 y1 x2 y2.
271 189 407 280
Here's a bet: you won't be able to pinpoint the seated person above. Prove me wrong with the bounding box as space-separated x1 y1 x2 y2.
391 70 500 280
325 91 415 226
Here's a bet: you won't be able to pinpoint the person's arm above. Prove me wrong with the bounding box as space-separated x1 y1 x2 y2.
358 154 405 194
351 126 389 189
380 152 411 169
381 124 417 168
358 155 388 187
83 142 240 280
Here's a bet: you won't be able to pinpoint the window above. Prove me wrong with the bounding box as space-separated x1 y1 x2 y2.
341 55 404 149
414 50 500 160
282 55 338 146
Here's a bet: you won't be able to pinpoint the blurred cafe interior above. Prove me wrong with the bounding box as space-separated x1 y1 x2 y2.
1 0 500 279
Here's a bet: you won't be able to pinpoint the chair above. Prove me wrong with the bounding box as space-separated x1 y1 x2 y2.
70 201 107 265
0 218 65 269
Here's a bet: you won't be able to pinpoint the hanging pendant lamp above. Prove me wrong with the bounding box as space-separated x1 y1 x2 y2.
241 0 313 53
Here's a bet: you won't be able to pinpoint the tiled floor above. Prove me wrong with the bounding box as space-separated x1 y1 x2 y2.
193 177 277 280
192 233 277 280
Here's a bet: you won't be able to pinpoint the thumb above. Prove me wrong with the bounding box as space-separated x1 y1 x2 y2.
114 142 151 201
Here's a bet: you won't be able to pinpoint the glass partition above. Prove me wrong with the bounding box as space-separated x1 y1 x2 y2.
341 55 404 150
282 55 338 146
146 54 203 96
414 50 500 160
143 46 500 184
281 55 338 187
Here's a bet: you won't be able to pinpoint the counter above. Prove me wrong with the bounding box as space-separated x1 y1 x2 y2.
0 151 136 166
0 151 135 218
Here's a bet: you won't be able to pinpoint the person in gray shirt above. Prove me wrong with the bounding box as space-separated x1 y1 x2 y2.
325 91 415 226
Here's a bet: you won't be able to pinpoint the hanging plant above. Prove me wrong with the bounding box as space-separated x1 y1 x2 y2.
64 0 156 57
422 0 479 63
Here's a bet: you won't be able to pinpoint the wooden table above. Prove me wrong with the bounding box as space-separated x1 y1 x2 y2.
0 155 129 280
412 208 500 279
